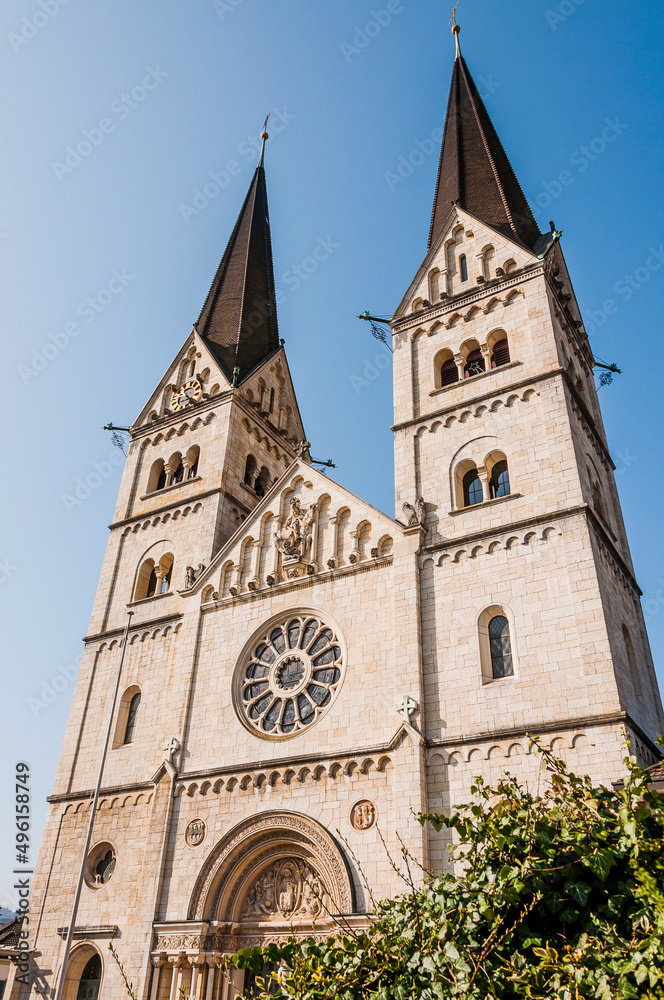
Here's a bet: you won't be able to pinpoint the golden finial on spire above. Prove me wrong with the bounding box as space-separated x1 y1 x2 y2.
450 3 461 58
258 112 270 168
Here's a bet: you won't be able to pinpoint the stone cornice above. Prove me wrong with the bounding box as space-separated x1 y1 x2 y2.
392 263 544 333
423 504 641 597
109 487 220 529
83 611 184 644
427 710 661 758
391 367 560 433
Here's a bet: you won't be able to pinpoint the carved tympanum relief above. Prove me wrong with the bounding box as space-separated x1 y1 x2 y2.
241 860 328 921
235 613 344 740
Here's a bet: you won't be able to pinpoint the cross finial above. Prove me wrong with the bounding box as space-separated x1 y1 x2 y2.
450 3 461 58
258 112 270 167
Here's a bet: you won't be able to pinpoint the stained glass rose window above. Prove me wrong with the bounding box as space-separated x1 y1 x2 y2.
236 614 344 739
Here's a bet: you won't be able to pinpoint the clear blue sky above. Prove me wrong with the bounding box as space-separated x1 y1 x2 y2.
1 0 663 909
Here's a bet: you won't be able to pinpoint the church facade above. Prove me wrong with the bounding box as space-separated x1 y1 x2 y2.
25 30 663 1000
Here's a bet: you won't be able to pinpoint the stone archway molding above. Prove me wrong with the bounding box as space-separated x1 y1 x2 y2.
187 810 355 920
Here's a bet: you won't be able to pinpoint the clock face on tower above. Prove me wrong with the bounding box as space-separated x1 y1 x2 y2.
172 378 202 410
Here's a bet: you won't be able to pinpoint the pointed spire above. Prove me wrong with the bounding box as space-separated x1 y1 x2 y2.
428 22 540 251
195 119 280 382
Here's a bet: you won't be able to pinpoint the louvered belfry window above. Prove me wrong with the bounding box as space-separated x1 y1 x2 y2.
491 339 511 368
440 357 459 387
464 349 485 378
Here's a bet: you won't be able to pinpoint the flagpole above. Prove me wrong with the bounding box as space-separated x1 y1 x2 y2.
54 610 134 1000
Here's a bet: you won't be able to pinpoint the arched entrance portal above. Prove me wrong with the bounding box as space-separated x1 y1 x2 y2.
190 810 355 940
151 812 357 1000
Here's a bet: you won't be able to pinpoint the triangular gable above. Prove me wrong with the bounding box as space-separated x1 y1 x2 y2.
132 331 230 429
236 347 306 446
186 460 402 597
392 205 537 324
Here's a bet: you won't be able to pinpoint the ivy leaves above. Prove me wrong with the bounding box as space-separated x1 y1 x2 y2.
228 742 664 999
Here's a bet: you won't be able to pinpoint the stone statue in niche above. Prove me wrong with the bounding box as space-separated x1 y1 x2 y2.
240 860 327 921
274 498 317 567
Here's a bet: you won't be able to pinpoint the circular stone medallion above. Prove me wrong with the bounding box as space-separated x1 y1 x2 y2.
350 800 376 831
185 819 206 847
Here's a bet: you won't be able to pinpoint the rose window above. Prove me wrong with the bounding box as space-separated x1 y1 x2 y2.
237 614 344 739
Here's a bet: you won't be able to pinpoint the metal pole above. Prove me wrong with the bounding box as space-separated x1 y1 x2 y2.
54 610 134 1000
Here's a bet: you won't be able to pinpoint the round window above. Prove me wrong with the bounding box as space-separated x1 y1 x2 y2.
84 843 116 889
235 613 344 740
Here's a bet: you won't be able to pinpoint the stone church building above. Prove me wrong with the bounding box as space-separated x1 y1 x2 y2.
25 28 664 1000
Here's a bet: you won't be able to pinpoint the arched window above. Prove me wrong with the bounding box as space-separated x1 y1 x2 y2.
269 388 275 414
254 466 271 498
147 459 166 494
171 460 184 485
489 460 511 499
440 357 459 387
186 445 200 479
135 554 173 600
244 454 257 488
157 554 173 594
463 469 484 507
76 955 102 1000
491 338 510 368
459 254 468 282
123 692 141 744
488 615 514 678
464 348 485 378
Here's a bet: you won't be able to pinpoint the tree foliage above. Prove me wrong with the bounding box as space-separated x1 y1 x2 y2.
229 744 664 999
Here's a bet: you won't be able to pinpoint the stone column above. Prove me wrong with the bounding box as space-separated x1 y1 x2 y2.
454 353 465 380
477 465 490 502
149 956 166 1000
168 958 184 1000
205 964 216 1000
327 514 340 568
190 957 204 1000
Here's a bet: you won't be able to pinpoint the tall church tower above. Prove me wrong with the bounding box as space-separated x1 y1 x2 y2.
24 29 663 1000
391 25 664 869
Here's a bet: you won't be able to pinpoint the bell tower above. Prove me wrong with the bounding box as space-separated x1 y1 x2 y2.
391 25 664 783
87 130 306 641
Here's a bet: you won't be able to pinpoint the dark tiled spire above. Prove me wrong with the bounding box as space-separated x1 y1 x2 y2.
195 131 280 381
428 27 540 251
